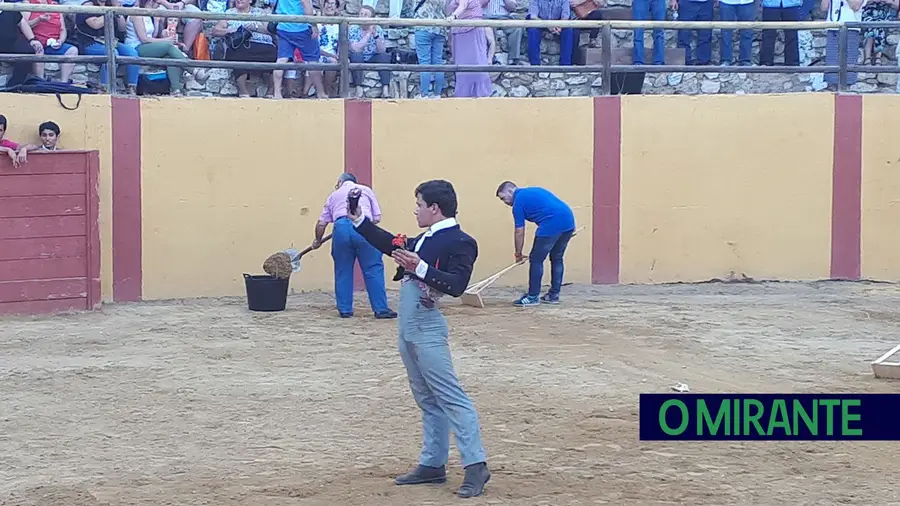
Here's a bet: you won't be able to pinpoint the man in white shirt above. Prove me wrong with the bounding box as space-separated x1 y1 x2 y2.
347 180 491 498
822 0 864 86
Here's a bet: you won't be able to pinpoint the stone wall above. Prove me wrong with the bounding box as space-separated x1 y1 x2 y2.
4 2 899 97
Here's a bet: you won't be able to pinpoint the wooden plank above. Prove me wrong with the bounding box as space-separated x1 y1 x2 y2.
85 151 102 310
0 195 86 218
872 363 900 380
872 344 900 380
0 257 87 282
0 173 85 197
0 153 87 175
0 216 86 240
0 297 87 316
0 278 88 303
460 292 486 308
0 237 87 261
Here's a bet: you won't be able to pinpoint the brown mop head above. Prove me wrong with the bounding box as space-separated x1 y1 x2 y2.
262 252 293 280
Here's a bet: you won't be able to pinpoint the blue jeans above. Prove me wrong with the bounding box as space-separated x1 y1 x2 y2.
414 29 446 97
526 15 575 65
719 3 755 64
799 0 817 19
761 6 800 66
331 217 390 315
84 42 139 87
632 0 667 64
397 281 486 468
528 229 574 297
677 0 714 64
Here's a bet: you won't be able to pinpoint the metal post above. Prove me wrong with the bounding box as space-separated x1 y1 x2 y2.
103 11 118 94
837 25 848 93
600 24 612 96
338 20 350 98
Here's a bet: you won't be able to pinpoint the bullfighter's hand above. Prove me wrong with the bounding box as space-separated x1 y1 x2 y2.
346 197 362 221
392 249 421 271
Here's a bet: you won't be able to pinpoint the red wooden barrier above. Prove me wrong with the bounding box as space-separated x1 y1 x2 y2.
0 151 101 316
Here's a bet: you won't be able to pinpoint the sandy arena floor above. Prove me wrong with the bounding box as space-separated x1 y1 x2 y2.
2 281 900 506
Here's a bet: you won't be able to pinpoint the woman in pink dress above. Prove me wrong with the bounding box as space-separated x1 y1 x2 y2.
446 0 492 97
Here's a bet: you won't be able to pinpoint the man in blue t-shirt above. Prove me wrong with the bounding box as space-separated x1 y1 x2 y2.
272 0 326 99
496 181 576 306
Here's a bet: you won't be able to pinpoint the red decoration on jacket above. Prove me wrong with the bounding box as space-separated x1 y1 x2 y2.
392 234 408 248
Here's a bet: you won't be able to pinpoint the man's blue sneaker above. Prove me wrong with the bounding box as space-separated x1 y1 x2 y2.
540 293 560 304
513 295 540 306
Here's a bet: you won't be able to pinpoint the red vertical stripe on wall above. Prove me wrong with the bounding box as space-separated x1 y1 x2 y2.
111 97 143 302
344 100 374 291
345 100 373 187
592 96 622 284
830 94 862 280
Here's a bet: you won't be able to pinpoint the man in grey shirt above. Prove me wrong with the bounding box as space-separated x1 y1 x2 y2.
484 0 523 64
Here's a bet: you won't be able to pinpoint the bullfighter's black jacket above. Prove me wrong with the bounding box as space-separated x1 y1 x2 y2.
354 217 477 298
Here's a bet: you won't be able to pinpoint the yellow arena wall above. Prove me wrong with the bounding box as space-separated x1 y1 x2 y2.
618 93 836 284
861 95 900 280
0 94 114 300
8 92 895 306
139 98 344 299
370 98 595 290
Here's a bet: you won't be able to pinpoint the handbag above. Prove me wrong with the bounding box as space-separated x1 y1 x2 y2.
573 0 596 19
388 47 417 64
213 25 252 60
225 25 253 48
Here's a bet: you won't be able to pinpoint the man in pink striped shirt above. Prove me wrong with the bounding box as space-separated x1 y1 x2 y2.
312 173 397 319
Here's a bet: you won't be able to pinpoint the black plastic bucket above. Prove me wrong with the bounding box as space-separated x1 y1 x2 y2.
243 273 289 312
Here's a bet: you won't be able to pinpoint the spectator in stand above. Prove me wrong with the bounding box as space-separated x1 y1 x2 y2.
78 0 139 94
719 0 754 65
37 121 61 150
158 0 205 54
631 0 666 64
0 115 28 167
676 0 713 65
273 0 325 99
312 0 340 96
211 0 276 97
485 25 496 64
569 0 605 55
413 0 449 98
0 0 44 88
125 0 191 96
25 0 79 83
484 0 523 65
823 0 864 86
349 5 392 98
447 0 492 96
526 0 576 66
20 121 62 152
861 0 897 65
760 0 801 66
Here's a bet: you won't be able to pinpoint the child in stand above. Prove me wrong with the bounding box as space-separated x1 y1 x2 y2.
0 114 28 167
38 121 62 151
19 121 62 153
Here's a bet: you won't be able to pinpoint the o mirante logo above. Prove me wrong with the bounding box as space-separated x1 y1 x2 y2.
639 394 900 441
